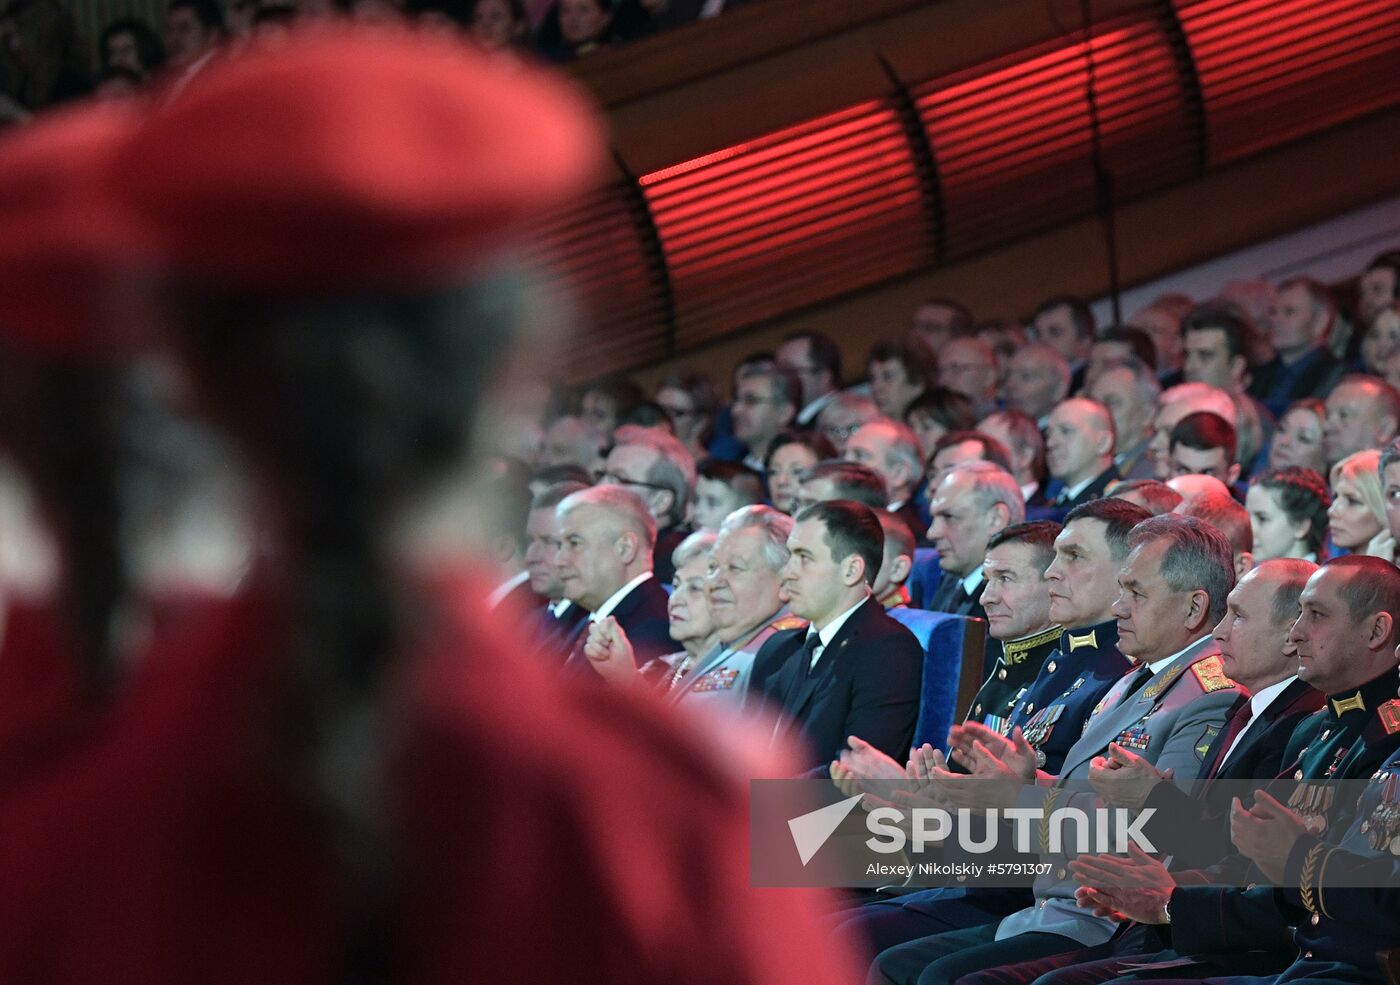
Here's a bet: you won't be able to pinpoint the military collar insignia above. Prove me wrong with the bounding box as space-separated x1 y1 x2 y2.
1067 629 1097 652
1004 625 1063 658
1380 699 1400 735
1330 691 1367 718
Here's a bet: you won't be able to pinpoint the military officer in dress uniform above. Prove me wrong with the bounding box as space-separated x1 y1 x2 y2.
1042 557 1400 985
871 515 1242 985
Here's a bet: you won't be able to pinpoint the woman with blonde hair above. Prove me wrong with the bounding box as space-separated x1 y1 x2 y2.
1328 448 1394 560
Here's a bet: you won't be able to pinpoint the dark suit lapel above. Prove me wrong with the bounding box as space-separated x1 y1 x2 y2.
784 598 878 718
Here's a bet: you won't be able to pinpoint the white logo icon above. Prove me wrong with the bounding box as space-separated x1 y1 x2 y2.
787 793 864 865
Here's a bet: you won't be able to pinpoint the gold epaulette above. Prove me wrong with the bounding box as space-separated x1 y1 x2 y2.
1380 699 1400 735
769 616 808 632
1005 625 1063 659
1190 654 1234 693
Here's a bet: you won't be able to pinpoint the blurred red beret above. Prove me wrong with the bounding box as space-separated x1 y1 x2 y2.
0 100 150 357
108 24 606 294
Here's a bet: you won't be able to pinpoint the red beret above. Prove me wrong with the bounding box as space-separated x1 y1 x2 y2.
0 100 150 356
108 24 605 293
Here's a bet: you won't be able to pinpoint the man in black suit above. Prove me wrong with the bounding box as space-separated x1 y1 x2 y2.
759 500 923 772
554 485 673 679
1043 396 1119 516
926 461 1025 620
524 479 590 659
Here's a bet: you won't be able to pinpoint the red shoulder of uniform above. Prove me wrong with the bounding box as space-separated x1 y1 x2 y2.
769 616 808 633
1190 654 1234 693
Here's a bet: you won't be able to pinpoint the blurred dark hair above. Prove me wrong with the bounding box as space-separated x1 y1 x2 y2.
99 16 166 73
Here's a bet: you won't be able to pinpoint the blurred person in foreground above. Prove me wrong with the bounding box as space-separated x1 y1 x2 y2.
0 25 860 984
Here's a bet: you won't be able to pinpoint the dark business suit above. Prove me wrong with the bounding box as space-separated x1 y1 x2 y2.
562 576 673 680
892 501 932 547
759 596 923 772
927 570 986 621
1043 464 1121 521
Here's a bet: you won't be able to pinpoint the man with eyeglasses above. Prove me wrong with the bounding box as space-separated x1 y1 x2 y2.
731 365 799 473
776 330 843 428
600 424 696 583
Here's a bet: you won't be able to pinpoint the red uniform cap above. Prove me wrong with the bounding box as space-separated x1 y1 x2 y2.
0 24 605 356
106 24 606 294
0 100 152 357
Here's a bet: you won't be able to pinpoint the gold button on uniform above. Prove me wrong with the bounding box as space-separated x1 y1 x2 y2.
1057 867 1067 880
1047 661 1057 674
998 669 1008 681
1310 913 1320 926
1295 770 1304 780
974 704 983 716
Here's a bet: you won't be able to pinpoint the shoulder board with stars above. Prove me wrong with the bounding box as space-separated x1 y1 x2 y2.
1379 699 1400 736
1189 654 1234 693
769 616 808 632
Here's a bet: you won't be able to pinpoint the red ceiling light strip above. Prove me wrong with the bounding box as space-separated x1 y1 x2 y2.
1176 0 1400 164
916 17 1190 257
639 100 924 345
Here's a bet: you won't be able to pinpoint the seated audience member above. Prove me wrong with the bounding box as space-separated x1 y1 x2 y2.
525 480 590 652
763 430 835 515
1251 276 1346 417
654 369 719 461
775 330 843 427
926 461 1025 618
538 414 608 474
731 364 800 472
1174 486 1254 576
1358 248 1400 326
760 501 923 772
796 460 887 512
528 463 591 496
1167 411 1240 486
1382 437 1400 553
1083 325 1157 388
844 418 927 544
1044 397 1118 511
163 0 223 76
555 485 672 673
534 0 643 62
868 515 1240 985
1180 302 1258 394
1030 294 1095 387
695 505 802 705
1086 354 1160 480
1246 466 1330 562
872 511 915 610
585 530 718 689
976 318 1028 382
1328 448 1392 560
1268 396 1327 473
1127 292 1193 380
1107 477 1182 515
483 467 543 614
100 17 165 79
1147 381 1237 480
816 391 880 453
868 339 933 420
910 297 975 354
578 375 643 436
1358 302 1400 377
938 335 1000 419
963 520 1061 735
905 387 976 460
1322 373 1400 468
978 410 1047 509
925 430 1013 492
468 0 529 50
1165 471 1232 504
603 424 695 582
622 402 675 431
691 459 763 532
1000 343 1070 427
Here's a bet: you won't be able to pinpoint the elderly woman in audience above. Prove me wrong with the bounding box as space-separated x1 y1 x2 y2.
763 429 835 515
585 529 719 689
1268 397 1327 473
1245 466 1330 562
654 369 719 461
1328 448 1393 560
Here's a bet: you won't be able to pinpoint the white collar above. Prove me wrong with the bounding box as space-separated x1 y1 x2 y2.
1059 472 1099 502
549 598 572 617
796 389 838 425
1145 635 1210 675
960 563 985 596
1020 480 1039 502
1247 675 1298 720
814 594 870 646
590 572 654 622
486 570 530 609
